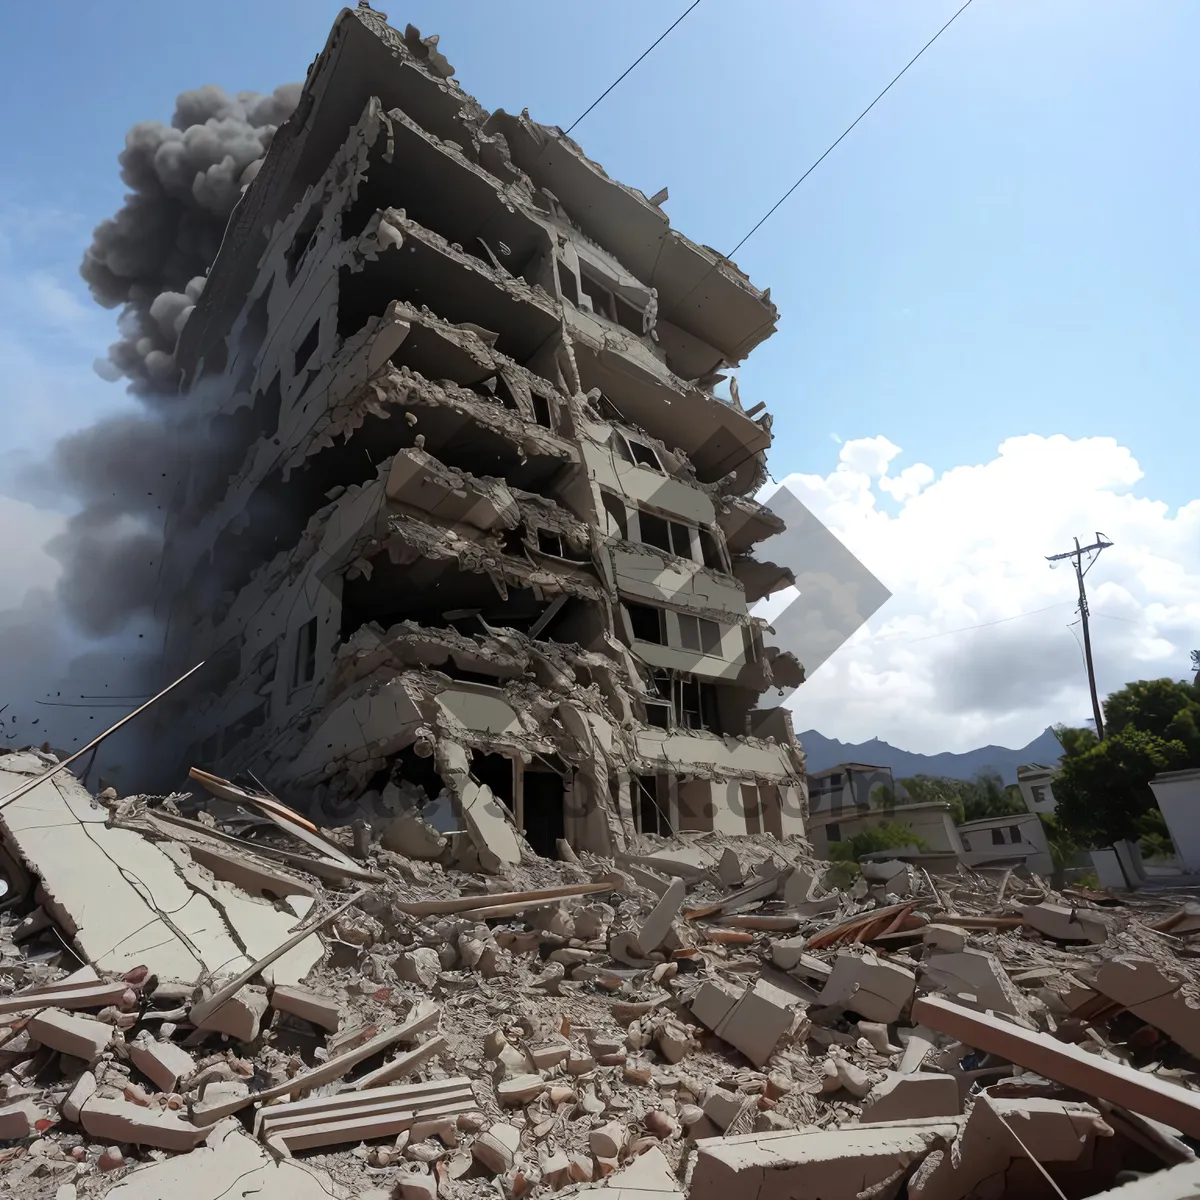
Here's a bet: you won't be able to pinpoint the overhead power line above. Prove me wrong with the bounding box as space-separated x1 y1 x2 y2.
565 0 702 135
724 0 977 260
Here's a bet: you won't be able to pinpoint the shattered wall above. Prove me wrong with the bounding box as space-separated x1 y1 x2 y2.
151 7 809 858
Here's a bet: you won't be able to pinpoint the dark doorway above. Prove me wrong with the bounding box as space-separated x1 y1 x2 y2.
471 751 515 812
523 768 566 858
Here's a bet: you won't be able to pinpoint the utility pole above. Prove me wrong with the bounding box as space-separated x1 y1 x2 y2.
1047 533 1112 739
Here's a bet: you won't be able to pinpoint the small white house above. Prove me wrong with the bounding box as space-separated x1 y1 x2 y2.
1016 763 1059 815
1149 768 1200 875
957 812 1054 877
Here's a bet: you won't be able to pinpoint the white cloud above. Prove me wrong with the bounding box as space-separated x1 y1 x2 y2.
768 434 1200 755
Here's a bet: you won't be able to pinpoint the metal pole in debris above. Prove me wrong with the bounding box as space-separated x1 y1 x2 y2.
0 661 207 814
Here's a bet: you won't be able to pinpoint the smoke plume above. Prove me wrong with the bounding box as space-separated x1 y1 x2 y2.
81 83 300 395
52 84 300 637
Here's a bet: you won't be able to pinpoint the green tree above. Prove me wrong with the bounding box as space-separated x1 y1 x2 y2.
1055 726 1188 846
1054 723 1099 760
869 783 896 813
830 822 931 863
958 770 1026 821
1105 678 1200 758
1039 814 1079 890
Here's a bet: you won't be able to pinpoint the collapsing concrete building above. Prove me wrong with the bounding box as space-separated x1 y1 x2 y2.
156 7 807 861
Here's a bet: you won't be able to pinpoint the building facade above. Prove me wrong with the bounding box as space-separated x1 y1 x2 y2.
152 8 808 859
1016 763 1059 815
957 812 1053 877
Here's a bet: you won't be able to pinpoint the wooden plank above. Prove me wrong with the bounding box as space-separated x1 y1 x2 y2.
394 877 620 917
189 1003 441 1125
147 812 385 884
912 995 1200 1139
0 981 129 1018
188 768 364 873
345 1035 447 1091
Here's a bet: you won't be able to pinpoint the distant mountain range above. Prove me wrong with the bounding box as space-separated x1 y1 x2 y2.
797 727 1064 785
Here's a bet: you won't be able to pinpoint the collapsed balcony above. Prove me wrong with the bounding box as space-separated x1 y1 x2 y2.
339 100 548 283
337 210 559 365
717 495 786 554
568 320 771 491
484 109 779 379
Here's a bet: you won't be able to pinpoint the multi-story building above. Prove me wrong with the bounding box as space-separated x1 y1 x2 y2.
155 6 808 860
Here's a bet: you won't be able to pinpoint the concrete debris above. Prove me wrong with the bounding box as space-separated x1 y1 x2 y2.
5 10 1200 1199
815 949 916 1023
860 1070 961 1123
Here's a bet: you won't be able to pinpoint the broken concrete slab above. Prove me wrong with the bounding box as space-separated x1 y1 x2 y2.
913 995 1200 1138
255 1076 479 1153
908 1092 1110 1200
0 765 250 982
816 950 916 1023
1022 902 1108 944
689 1119 960 1200
380 808 448 860
636 877 686 953
596 1145 679 1192
860 1071 960 1124
79 1095 210 1152
460 780 523 869
689 979 743 1033
104 1118 335 1200
194 984 269 1043
921 924 968 956
919 948 1027 1016
27 1009 111 1061
0 979 130 1018
128 1034 196 1092
185 842 318 900
1086 958 1200 1058
0 1099 41 1140
61 1070 97 1123
712 978 805 1067
270 985 342 1032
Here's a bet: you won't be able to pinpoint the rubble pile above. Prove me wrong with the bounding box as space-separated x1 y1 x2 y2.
3 747 1200 1200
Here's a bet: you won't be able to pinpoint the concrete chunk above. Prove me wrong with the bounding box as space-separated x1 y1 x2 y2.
194 985 268 1043
908 1093 1109 1200
637 877 686 953
473 1121 521 1173
921 924 967 955
1021 902 1108 944
689 1120 959 1200
61 1070 97 1123
0 1100 40 1139
270 985 342 1032
913 994 1200 1139
690 979 742 1032
919 948 1025 1016
102 1118 334 1200
27 1009 111 1061
80 1095 210 1151
816 950 916 1023
861 1071 960 1124
1087 958 1200 1058
129 1034 196 1092
714 978 802 1067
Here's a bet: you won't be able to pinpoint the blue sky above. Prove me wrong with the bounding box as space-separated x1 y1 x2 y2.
0 0 1197 757
2 0 1196 507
